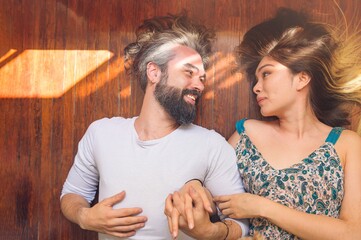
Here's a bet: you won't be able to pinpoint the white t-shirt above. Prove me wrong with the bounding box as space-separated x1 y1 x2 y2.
61 117 248 239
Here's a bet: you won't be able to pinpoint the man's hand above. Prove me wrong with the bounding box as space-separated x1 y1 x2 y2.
77 191 147 238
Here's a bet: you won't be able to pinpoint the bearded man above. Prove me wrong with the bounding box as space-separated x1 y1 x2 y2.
60 14 248 240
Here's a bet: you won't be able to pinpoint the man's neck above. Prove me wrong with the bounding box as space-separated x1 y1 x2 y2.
135 114 179 141
135 94 180 141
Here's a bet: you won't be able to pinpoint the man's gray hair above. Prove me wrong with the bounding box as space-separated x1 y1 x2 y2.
124 14 215 91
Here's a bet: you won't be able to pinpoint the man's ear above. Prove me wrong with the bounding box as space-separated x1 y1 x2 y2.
147 62 161 84
295 71 311 91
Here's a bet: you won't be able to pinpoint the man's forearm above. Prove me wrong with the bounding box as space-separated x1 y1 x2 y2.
200 220 242 240
223 220 243 240
60 193 90 228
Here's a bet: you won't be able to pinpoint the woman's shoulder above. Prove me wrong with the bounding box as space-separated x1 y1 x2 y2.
337 129 361 146
229 119 275 147
334 129 361 165
243 119 276 132
233 118 277 135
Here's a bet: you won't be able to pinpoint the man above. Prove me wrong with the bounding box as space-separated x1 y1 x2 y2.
60 14 248 239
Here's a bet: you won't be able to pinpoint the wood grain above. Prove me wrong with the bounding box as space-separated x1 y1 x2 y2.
0 0 360 238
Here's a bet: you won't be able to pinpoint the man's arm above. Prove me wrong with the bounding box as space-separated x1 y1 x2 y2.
202 134 249 236
61 193 91 228
164 133 249 238
60 122 147 237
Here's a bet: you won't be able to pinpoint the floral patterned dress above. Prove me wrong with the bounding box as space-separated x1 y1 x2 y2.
235 119 344 239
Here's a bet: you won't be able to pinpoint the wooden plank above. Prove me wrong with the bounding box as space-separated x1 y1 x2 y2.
0 1 360 239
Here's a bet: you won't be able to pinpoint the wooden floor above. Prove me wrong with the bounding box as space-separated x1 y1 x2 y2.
0 0 360 239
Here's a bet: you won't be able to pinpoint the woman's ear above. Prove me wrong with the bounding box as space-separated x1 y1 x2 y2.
296 71 311 91
146 62 161 84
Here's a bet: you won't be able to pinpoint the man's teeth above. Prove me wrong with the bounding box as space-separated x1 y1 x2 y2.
186 94 196 101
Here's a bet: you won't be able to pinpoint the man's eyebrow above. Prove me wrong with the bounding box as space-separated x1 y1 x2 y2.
183 63 200 72
184 63 206 79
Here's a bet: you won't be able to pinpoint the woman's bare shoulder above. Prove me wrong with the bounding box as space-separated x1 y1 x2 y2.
335 129 361 165
338 129 361 145
228 119 271 147
336 129 361 147
244 119 276 132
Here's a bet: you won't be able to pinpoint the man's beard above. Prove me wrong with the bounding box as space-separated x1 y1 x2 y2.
154 78 201 125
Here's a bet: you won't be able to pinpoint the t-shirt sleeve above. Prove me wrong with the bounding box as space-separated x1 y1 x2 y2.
203 131 249 236
60 122 99 203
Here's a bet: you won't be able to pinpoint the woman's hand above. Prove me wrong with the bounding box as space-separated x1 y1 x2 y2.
214 193 265 219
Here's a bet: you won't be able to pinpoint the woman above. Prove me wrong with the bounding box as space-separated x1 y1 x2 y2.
213 8 361 239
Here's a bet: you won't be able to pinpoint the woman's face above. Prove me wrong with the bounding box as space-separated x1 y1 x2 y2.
254 56 299 117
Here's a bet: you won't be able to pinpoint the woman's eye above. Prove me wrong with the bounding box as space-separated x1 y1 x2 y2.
262 72 270 78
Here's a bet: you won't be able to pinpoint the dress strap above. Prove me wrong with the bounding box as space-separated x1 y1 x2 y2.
325 127 344 145
235 118 247 134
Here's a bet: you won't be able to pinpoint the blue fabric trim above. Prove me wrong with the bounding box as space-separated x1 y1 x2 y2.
236 118 247 134
325 127 343 144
